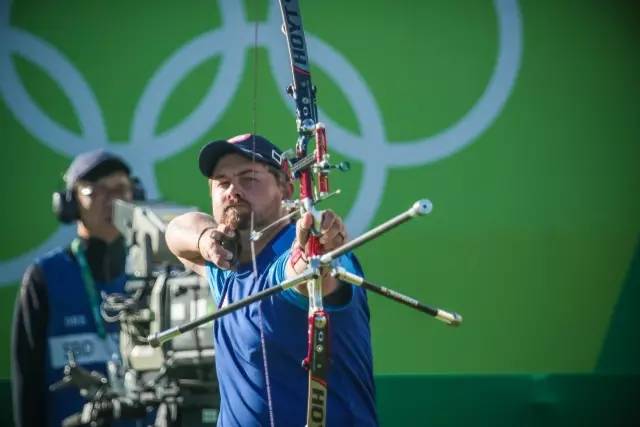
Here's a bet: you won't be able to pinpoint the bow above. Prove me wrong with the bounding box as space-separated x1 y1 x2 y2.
275 1 463 425
277 1 331 424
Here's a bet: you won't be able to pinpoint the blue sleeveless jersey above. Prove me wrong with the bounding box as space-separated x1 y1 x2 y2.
39 248 127 427
206 225 378 427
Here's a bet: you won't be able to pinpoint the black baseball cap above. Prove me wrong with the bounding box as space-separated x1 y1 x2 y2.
63 149 130 189
198 134 285 178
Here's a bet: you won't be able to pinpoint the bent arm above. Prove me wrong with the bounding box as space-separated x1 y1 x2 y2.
165 212 216 276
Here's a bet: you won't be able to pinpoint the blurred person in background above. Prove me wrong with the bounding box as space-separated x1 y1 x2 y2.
11 150 137 427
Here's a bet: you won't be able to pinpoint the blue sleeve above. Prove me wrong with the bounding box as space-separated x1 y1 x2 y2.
205 261 225 306
266 250 364 311
266 249 291 286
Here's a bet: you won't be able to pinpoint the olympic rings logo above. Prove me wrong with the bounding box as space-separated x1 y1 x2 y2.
0 0 522 285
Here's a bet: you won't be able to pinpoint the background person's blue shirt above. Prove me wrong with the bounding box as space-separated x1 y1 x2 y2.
206 224 378 426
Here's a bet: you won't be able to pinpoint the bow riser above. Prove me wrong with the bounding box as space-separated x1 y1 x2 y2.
315 125 330 197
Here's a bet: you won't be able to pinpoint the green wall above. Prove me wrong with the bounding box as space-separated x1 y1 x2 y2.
1 0 639 385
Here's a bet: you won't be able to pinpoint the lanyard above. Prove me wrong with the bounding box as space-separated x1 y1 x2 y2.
71 238 107 340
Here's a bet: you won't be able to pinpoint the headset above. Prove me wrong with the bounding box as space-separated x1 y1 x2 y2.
52 177 146 224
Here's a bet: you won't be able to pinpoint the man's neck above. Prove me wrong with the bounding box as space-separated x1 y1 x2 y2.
77 223 120 243
74 234 126 282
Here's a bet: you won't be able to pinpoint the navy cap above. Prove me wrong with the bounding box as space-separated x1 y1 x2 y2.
198 134 285 178
63 149 130 189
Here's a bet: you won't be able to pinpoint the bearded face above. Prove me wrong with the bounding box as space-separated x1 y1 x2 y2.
209 154 290 233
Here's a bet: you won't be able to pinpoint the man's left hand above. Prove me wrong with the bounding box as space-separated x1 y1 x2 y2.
295 210 347 253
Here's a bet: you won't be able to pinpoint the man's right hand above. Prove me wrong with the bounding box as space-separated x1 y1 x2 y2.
197 225 237 270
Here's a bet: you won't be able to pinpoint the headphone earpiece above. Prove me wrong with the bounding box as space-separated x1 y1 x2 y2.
52 189 79 224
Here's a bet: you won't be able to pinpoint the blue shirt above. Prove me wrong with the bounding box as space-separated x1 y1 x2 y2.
206 224 378 427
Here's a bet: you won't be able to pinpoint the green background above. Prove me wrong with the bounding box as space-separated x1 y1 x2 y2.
1 0 639 423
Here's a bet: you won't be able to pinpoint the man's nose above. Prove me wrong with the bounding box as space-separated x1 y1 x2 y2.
224 181 242 201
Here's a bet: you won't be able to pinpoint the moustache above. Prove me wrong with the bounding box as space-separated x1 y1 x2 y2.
224 201 250 212
223 203 252 230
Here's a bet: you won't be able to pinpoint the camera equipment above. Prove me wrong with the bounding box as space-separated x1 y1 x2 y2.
50 352 148 427
56 199 219 426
